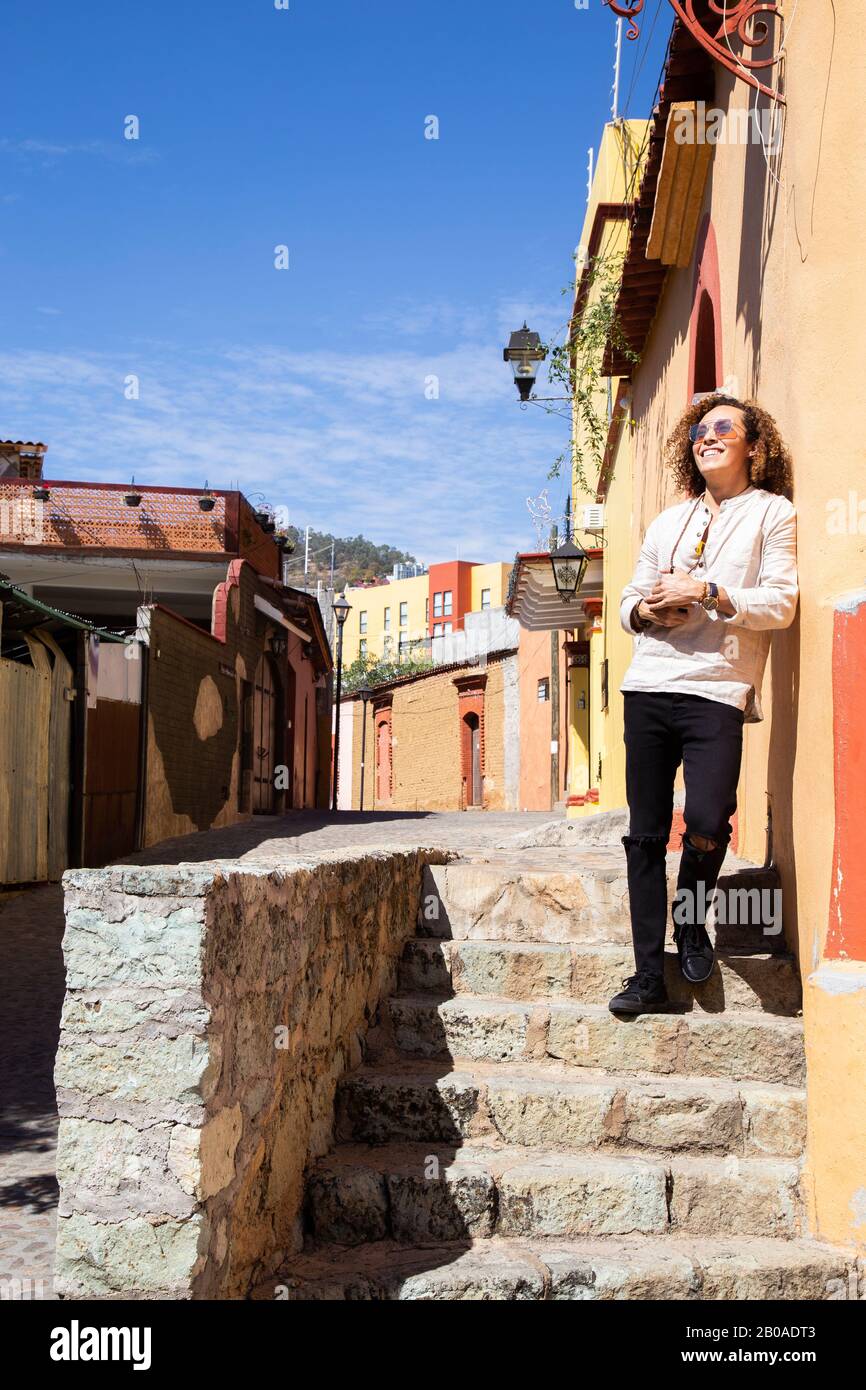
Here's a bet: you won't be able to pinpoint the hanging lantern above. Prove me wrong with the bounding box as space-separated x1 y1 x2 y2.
549 538 589 602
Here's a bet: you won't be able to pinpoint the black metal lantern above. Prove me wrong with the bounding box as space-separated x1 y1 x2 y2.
549 538 589 603
332 593 351 628
503 323 547 401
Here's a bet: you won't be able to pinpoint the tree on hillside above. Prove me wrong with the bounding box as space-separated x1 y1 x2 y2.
280 526 419 589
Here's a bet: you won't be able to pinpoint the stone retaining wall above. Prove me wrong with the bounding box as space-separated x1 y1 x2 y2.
53 848 448 1298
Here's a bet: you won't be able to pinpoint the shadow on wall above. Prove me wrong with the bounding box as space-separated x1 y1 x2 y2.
763 620 801 957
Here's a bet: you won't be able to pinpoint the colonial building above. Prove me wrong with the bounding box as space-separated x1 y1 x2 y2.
0 449 333 880
341 559 511 666
515 4 866 1256
336 644 520 813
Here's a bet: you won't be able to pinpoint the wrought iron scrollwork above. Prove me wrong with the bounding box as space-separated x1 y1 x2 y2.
603 1 646 42
670 2 786 102
605 1 786 104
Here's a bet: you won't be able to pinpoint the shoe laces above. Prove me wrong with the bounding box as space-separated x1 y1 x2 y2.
622 970 661 991
675 920 710 953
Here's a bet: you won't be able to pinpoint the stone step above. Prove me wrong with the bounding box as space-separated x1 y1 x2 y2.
418 858 788 953
382 995 804 1085
336 1061 806 1158
304 1142 803 1244
399 939 801 1016
256 1235 862 1301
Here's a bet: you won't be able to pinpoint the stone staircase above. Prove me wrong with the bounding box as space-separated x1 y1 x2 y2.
263 850 861 1300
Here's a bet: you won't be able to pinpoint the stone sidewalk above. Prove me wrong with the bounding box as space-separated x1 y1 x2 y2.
0 810 562 1299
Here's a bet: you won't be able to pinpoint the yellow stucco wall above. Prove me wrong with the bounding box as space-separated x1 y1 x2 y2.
342 574 428 665
597 416 635 811
343 562 513 665
616 11 866 1247
567 120 647 816
470 562 510 612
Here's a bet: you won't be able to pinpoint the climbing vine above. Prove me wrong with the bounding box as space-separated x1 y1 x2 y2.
543 250 639 499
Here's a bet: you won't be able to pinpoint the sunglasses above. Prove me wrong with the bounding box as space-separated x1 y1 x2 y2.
689 418 740 442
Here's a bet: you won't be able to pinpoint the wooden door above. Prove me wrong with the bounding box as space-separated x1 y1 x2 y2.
252 654 277 813
471 722 482 805
375 716 391 803
283 658 296 809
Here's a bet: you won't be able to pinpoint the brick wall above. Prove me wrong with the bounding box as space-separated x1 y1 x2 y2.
350 653 517 812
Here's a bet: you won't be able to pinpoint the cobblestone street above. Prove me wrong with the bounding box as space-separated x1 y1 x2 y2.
0 809 560 1299
0 884 65 1299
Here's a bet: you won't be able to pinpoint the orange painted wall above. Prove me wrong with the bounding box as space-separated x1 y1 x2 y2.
827 595 866 962
517 626 570 811
428 560 476 635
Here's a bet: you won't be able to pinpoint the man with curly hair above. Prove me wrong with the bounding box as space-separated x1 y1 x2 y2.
609 395 798 1015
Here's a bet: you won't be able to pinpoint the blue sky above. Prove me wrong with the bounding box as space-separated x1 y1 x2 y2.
0 0 671 567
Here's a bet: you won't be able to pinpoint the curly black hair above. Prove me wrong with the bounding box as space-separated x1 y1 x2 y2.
664 394 793 499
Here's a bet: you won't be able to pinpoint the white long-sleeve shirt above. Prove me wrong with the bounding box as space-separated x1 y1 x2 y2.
619 485 798 721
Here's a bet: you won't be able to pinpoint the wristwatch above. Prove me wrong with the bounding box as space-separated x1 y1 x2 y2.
700 581 720 613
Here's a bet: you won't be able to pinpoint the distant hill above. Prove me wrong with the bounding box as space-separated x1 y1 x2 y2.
280 526 419 590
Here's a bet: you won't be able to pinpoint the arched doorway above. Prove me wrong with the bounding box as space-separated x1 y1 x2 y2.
375 712 392 803
252 653 278 813
283 658 296 809
464 711 482 806
688 216 723 401
692 289 718 395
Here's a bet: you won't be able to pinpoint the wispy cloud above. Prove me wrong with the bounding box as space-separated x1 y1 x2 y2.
0 300 570 563
0 137 158 166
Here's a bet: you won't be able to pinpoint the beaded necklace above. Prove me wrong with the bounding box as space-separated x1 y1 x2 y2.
666 494 711 574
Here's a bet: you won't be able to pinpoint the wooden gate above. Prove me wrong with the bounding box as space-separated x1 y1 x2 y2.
252 654 277 813
0 632 73 883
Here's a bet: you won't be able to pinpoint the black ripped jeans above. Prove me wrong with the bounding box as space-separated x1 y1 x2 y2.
622 691 745 978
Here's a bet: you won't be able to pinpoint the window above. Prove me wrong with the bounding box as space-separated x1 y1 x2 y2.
444 621 452 634
398 634 408 656
433 623 442 637
425 598 429 624
383 607 391 631
433 592 442 618
537 678 549 702
481 588 491 609
399 602 408 627
383 635 392 654
360 638 367 658
359 610 368 634
443 590 452 616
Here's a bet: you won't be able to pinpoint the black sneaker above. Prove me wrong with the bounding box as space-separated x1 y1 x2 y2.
673 920 715 984
609 970 671 1015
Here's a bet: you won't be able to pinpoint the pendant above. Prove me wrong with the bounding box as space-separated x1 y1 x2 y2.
695 540 705 556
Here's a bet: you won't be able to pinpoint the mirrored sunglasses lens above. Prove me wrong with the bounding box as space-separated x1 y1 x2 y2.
691 419 735 442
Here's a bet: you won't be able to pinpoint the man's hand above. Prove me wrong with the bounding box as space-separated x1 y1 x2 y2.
636 598 690 629
646 568 704 613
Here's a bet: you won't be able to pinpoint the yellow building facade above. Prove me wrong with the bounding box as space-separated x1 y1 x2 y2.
567 119 647 818
568 11 866 1253
341 561 511 666
342 574 428 666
